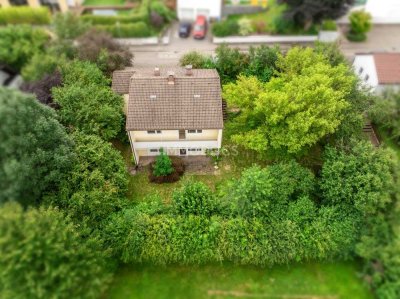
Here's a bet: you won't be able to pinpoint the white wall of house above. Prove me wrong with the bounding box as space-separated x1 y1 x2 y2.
352 55 379 89
365 0 400 24
128 129 223 164
177 0 222 21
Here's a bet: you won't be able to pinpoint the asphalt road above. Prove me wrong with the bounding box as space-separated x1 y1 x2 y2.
130 23 400 68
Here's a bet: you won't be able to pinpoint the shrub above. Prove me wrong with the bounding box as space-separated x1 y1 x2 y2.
152 150 174 177
21 52 63 82
0 203 111 299
243 45 280 82
238 18 254 36
96 22 152 38
173 182 217 216
212 19 239 37
21 71 62 108
150 0 174 22
0 88 74 206
179 51 207 69
347 11 372 42
0 25 48 70
53 12 89 40
60 60 110 87
321 19 337 31
149 156 184 183
214 44 249 84
0 6 50 25
150 11 164 28
76 28 133 75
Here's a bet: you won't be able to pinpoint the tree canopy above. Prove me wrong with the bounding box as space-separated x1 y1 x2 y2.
223 47 355 156
0 88 73 206
0 203 111 299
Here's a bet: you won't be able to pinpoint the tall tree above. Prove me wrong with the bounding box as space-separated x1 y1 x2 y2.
279 0 354 29
223 47 355 156
0 88 73 206
0 203 111 299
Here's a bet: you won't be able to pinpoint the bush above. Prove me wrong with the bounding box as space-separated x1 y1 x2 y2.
0 25 48 70
150 0 175 22
60 60 110 87
347 11 372 42
243 45 279 82
152 151 174 177
238 18 254 36
214 44 249 84
321 19 337 31
53 12 89 40
149 156 184 183
21 52 63 82
0 6 50 25
179 51 208 69
173 182 217 216
212 19 239 37
0 203 111 299
0 88 74 206
96 22 152 38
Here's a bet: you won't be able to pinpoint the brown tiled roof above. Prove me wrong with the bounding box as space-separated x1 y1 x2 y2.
112 67 224 130
111 68 136 94
373 53 400 84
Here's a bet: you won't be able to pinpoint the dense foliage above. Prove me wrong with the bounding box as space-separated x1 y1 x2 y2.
53 12 89 40
153 151 174 177
0 203 111 299
348 10 372 42
0 6 50 25
76 28 133 75
21 52 64 81
279 0 353 29
223 47 355 157
0 25 48 70
46 132 128 229
0 88 73 206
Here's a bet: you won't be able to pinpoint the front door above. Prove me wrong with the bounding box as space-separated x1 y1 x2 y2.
180 149 187 156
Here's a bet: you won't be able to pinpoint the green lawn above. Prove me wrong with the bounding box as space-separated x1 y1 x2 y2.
106 262 373 299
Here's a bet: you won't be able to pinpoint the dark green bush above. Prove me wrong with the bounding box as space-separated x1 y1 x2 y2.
173 181 217 216
179 51 208 69
96 22 152 38
321 19 337 31
212 19 239 37
152 151 174 177
0 7 50 25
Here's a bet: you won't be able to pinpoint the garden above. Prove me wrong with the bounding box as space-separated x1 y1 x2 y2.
0 8 398 299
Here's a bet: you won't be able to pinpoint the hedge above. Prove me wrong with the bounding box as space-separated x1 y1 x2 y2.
95 22 152 38
0 7 50 25
212 19 239 37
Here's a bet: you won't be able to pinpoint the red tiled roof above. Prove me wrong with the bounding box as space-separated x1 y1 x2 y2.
374 53 400 84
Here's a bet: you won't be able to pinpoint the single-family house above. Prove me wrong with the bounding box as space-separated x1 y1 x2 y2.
112 66 224 164
353 53 400 93
177 0 222 21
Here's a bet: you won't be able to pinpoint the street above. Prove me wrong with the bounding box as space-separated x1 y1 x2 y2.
131 23 400 67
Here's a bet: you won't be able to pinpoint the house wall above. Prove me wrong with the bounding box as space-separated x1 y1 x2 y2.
352 55 379 89
177 0 222 20
128 129 223 164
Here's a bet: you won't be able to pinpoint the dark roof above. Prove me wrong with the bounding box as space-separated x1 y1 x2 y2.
113 67 224 131
373 53 400 84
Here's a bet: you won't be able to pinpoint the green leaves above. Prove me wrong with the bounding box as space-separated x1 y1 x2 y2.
152 151 174 177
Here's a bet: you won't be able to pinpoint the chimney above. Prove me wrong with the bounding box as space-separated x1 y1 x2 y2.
154 67 160 76
185 65 193 76
167 71 175 85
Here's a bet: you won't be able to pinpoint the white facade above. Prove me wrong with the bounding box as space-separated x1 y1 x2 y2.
365 0 400 24
177 0 222 21
353 55 379 89
128 129 223 164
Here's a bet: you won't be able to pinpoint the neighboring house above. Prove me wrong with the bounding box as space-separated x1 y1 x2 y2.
177 0 222 21
0 0 81 12
112 66 224 164
353 53 400 93
0 64 22 89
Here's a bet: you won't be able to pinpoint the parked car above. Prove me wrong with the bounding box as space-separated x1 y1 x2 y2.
179 22 191 38
193 15 207 40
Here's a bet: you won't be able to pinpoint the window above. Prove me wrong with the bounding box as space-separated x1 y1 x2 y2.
187 129 202 134
193 94 201 98
188 148 202 152
365 74 369 81
149 95 157 100
147 130 162 134
149 149 159 153
359 67 364 74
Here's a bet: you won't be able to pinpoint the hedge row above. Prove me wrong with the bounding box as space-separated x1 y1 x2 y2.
81 0 150 25
0 7 51 25
105 210 357 266
95 22 151 38
212 19 239 37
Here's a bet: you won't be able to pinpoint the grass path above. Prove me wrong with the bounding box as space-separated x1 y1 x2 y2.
106 262 373 299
